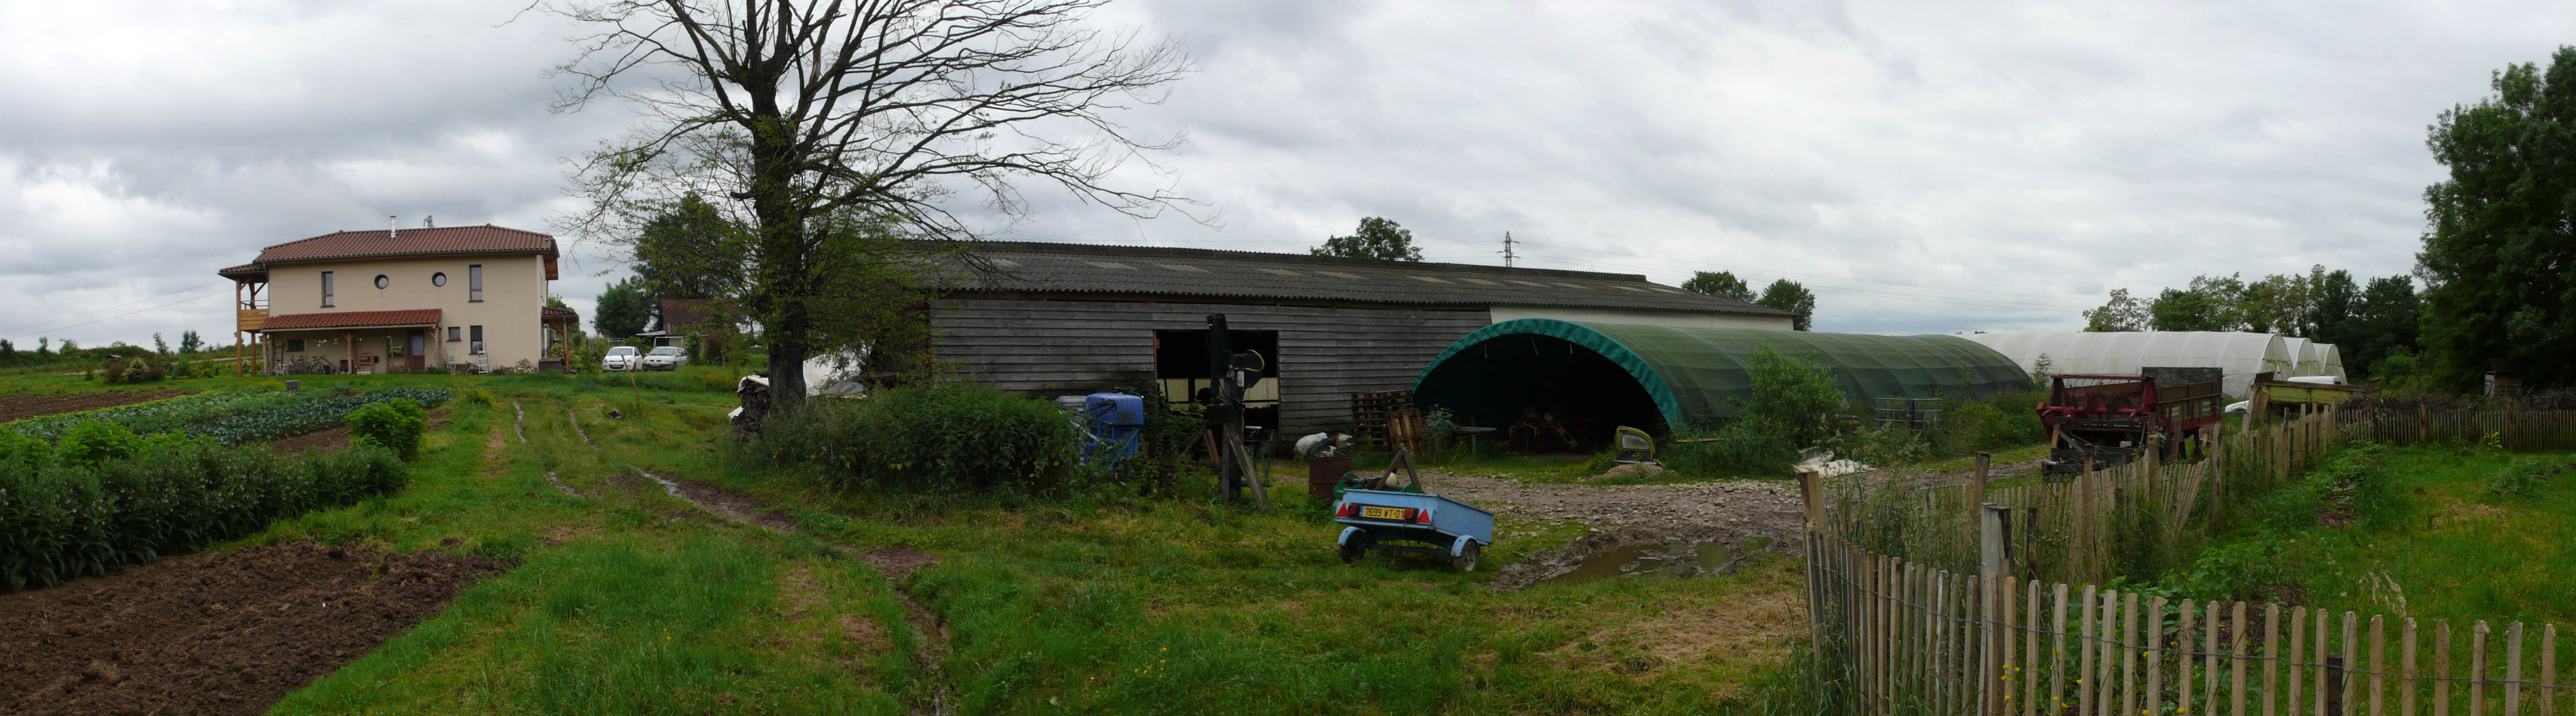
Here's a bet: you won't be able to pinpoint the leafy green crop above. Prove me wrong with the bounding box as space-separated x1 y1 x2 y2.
3 388 450 444
0 436 406 590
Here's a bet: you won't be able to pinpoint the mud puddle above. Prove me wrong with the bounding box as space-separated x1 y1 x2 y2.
1538 535 1774 586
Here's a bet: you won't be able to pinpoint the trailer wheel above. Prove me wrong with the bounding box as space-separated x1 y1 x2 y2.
1451 542 1481 572
1339 537 1369 564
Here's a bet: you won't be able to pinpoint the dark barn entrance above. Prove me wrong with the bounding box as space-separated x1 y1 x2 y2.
1412 333 1666 450
1153 329 1281 434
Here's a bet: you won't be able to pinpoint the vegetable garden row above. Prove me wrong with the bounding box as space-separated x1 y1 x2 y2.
0 388 452 590
2 386 454 444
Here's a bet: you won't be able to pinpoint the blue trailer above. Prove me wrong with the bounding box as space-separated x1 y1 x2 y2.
1332 489 1495 571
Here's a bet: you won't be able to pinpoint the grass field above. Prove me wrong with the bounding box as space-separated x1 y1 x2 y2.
2177 444 2576 625
5 368 1816 714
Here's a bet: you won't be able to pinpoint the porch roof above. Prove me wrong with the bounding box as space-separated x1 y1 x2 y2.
258 309 443 331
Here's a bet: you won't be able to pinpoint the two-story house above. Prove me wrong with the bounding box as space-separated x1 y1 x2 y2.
220 225 578 374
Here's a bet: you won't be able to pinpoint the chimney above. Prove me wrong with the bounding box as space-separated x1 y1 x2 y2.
388 215 397 238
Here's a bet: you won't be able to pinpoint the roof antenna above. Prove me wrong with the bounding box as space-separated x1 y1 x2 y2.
389 215 397 238
423 215 435 229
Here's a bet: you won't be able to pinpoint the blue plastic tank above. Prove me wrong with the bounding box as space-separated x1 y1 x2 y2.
1085 392 1146 426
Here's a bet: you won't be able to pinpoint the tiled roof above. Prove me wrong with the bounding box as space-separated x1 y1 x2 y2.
252 226 557 264
918 241 1789 315
259 309 443 331
658 299 718 328
541 306 580 323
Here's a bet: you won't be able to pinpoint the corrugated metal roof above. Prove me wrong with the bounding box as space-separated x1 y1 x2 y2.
923 241 1788 315
253 226 557 264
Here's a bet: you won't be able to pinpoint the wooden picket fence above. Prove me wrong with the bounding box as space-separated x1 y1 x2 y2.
1797 405 2576 715
1804 544 2576 716
1816 408 2336 587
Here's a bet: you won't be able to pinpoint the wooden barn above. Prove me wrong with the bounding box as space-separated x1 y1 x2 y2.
921 242 1792 436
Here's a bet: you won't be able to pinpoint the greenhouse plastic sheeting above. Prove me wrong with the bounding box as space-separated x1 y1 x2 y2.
1411 319 2031 426
2311 342 2348 382
1953 331 2291 396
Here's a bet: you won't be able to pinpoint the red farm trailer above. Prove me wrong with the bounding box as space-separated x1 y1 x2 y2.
2036 368 2226 476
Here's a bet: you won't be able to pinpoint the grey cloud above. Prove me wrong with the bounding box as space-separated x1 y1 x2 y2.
7 0 2575 347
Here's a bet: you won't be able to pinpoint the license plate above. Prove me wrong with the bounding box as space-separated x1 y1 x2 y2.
1359 506 1407 520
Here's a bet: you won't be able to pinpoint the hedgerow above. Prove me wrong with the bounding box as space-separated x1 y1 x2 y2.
757 381 1078 494
0 424 406 591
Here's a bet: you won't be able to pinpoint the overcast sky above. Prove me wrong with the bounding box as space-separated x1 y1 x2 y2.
3 0 2569 348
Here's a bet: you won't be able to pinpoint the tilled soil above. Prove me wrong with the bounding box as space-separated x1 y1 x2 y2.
0 389 197 424
1415 472 1807 589
0 541 502 716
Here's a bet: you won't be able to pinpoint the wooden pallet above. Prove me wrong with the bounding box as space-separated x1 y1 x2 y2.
1350 389 1413 444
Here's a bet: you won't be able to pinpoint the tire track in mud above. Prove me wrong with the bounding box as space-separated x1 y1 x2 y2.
550 404 952 715
511 400 581 497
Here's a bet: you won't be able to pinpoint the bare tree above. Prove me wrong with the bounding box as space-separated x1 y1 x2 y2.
552 0 1196 405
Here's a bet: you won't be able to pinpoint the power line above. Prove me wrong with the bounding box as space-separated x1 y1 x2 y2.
4 290 229 342
0 281 225 336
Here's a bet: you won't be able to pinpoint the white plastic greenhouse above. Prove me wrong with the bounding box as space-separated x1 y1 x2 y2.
1954 331 2301 397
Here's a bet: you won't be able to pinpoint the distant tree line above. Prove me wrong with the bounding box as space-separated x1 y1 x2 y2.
0 330 219 370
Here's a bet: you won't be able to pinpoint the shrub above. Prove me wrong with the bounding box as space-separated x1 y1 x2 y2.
760 381 1078 494
347 399 428 460
2257 441 2397 529
101 360 126 382
1658 350 1847 477
2487 456 2568 498
2157 541 2289 603
56 422 142 466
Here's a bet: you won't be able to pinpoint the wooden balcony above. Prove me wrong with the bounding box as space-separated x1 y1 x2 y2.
237 308 268 332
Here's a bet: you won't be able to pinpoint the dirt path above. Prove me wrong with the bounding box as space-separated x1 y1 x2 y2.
1410 472 1805 589
0 542 500 716
555 402 953 715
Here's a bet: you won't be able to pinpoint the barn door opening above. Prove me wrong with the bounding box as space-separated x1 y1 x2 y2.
1153 329 1280 433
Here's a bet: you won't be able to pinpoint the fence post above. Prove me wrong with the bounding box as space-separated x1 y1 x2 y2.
2507 623 2524 716
1799 465 1824 661
2404 618 2418 716
2211 420 2227 520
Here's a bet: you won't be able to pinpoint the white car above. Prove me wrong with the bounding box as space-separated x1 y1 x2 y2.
642 346 688 371
603 345 641 371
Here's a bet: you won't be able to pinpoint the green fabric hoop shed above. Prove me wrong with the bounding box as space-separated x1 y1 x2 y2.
1410 319 2031 430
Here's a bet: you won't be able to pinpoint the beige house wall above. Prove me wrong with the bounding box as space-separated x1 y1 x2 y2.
264 254 555 369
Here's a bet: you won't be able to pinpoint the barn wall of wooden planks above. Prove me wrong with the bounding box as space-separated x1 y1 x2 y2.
1801 405 2576 716
928 297 1488 435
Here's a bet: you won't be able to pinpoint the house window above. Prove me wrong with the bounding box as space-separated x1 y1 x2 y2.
287 339 304 352
468 265 483 302
374 274 389 289
470 325 484 354
321 271 334 307
431 272 447 287
447 327 461 342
